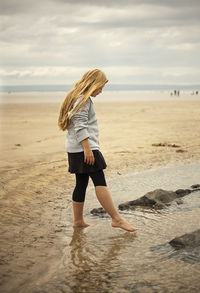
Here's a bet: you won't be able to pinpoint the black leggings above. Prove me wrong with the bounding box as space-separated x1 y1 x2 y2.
72 170 107 202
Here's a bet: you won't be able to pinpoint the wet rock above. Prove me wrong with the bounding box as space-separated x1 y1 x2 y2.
175 189 191 197
169 229 200 249
154 202 166 209
176 198 184 205
151 235 200 264
90 207 107 217
118 188 192 210
191 184 200 189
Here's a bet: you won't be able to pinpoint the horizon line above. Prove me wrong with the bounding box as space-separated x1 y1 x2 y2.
0 83 200 93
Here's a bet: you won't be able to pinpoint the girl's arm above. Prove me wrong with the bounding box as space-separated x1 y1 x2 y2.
81 138 95 165
71 98 94 165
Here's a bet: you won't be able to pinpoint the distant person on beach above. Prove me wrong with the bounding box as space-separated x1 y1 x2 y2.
173 90 180 96
58 69 136 232
172 90 180 97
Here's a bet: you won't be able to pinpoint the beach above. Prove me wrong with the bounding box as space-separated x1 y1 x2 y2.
0 94 200 292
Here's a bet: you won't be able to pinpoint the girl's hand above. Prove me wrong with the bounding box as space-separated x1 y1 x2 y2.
84 148 95 165
81 138 95 165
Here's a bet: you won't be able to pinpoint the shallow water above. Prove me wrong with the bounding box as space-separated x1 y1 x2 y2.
20 163 200 293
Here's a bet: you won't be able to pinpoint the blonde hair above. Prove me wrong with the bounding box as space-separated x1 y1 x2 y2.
58 69 108 131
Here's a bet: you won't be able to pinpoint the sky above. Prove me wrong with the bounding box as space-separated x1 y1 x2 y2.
0 0 200 87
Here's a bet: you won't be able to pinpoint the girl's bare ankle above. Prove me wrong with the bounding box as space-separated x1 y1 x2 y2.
73 220 91 227
112 214 123 223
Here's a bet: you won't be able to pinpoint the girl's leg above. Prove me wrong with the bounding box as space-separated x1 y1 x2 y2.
72 201 90 227
72 173 90 227
90 170 137 232
95 186 137 232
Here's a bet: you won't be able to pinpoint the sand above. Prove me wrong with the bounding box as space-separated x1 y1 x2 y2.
0 98 200 291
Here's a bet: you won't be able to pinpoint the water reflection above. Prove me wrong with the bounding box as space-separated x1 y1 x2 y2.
64 227 137 293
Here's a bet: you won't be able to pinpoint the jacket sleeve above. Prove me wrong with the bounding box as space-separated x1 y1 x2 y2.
71 99 90 143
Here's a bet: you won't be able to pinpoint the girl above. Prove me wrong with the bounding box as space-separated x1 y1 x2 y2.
58 69 137 232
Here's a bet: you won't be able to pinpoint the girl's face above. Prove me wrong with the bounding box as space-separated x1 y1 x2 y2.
91 86 104 97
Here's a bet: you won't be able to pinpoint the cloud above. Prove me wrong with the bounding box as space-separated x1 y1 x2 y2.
0 0 200 86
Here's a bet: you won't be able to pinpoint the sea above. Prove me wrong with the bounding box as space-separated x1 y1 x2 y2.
0 84 200 104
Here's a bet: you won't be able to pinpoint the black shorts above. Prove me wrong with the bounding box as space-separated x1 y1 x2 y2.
68 150 107 174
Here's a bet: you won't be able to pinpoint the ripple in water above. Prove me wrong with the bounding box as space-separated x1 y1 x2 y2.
23 163 200 293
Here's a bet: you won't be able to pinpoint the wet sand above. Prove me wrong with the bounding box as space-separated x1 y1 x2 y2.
0 98 200 292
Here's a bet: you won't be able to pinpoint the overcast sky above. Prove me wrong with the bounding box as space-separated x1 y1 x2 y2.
0 0 200 86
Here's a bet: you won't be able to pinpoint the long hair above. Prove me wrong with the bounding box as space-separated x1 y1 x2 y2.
58 69 108 131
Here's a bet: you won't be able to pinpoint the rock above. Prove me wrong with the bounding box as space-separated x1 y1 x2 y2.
90 207 107 216
169 143 180 148
152 143 166 147
175 189 191 197
191 184 200 189
169 229 200 249
119 189 176 210
118 188 191 210
152 143 180 148
176 199 184 205
176 149 187 153
154 202 166 209
118 201 136 211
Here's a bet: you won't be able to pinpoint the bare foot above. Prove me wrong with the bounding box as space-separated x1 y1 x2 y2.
112 218 137 232
73 221 91 228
